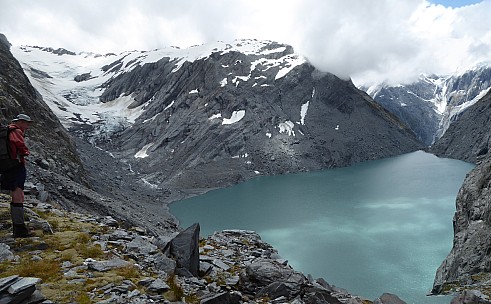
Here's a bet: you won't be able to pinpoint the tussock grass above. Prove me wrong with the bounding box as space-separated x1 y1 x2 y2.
115 264 141 279
0 201 169 303
78 243 104 259
0 209 10 221
4 259 62 282
165 275 184 301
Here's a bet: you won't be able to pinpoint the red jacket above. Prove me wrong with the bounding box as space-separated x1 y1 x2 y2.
8 124 30 164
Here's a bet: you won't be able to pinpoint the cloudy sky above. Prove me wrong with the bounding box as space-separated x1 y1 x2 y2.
1 0 490 85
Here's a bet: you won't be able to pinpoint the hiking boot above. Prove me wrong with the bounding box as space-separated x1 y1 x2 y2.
13 224 34 238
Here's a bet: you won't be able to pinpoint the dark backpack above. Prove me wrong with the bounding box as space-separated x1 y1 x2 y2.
0 125 20 173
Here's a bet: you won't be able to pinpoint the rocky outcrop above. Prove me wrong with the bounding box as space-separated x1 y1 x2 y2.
0 33 86 186
0 275 45 304
450 290 491 304
431 152 491 298
170 222 200 277
431 90 491 163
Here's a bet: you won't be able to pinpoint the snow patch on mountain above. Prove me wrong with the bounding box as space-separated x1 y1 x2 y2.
135 143 154 158
222 110 246 125
275 55 305 80
300 101 309 125
363 64 491 144
278 121 295 136
12 39 305 142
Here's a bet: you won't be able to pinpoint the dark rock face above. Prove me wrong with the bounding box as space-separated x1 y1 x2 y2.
96 42 423 194
170 223 200 276
0 33 86 186
432 153 491 295
430 90 491 163
373 293 407 304
364 78 442 146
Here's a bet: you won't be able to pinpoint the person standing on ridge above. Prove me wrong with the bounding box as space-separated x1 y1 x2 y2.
0 114 33 238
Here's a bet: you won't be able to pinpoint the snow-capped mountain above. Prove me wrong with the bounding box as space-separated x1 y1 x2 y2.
12 41 304 139
12 39 422 194
362 66 491 146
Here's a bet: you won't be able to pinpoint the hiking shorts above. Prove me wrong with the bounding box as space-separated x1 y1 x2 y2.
0 163 26 191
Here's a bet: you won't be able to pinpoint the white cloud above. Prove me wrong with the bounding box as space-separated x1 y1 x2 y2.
0 0 489 86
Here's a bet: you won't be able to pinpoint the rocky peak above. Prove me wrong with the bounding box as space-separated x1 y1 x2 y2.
10 38 423 199
94 40 423 193
363 65 491 146
430 89 491 163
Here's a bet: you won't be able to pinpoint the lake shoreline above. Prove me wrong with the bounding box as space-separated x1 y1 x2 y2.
170 151 474 303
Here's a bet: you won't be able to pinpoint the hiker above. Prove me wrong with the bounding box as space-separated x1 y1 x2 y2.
0 114 33 238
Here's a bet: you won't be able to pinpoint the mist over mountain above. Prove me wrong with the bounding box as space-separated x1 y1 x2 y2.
4 30 491 302
362 65 491 146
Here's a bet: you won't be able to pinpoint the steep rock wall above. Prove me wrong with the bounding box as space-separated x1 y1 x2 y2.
0 33 86 186
431 90 491 163
432 153 491 294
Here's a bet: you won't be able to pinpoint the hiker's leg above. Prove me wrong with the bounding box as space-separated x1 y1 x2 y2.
10 201 25 226
11 186 24 204
9 166 31 238
10 200 30 238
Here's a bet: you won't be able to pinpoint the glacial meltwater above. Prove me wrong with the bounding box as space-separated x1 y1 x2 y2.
170 151 474 303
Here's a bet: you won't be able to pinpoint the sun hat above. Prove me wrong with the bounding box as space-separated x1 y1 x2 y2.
12 114 34 122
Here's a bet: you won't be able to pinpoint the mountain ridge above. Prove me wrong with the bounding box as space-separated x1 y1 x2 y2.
12 39 423 197
4 32 491 302
363 66 491 146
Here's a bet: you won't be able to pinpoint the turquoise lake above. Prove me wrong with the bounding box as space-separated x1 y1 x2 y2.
170 151 474 303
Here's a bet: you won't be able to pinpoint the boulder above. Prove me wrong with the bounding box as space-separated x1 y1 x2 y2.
302 287 343 304
0 243 14 262
85 258 130 272
0 276 42 304
256 282 290 300
241 258 306 296
0 276 20 293
147 278 170 293
373 293 407 304
8 277 41 294
151 252 176 275
200 291 241 304
126 235 158 255
451 290 491 304
170 223 200 276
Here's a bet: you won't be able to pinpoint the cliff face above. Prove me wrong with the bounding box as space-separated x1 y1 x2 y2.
430 87 491 296
432 152 491 295
430 90 491 163
365 66 491 147
0 33 86 187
